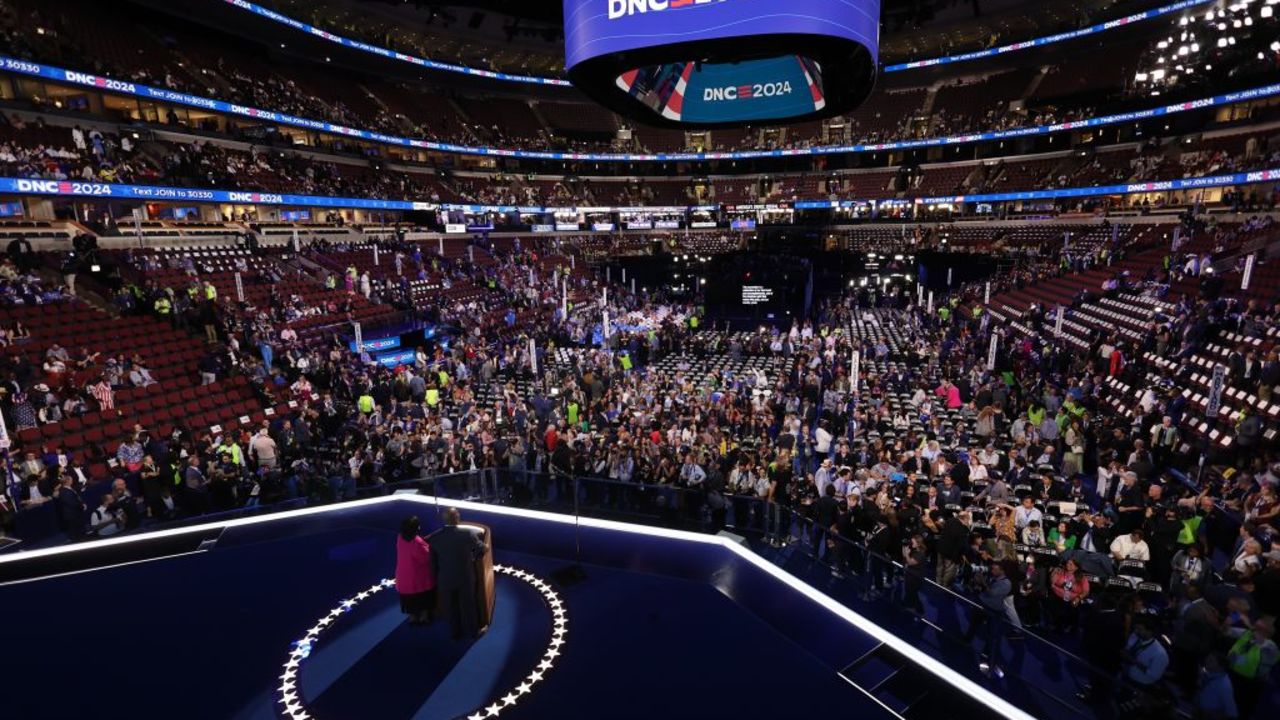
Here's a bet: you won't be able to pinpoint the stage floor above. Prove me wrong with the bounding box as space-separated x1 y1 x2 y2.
6 525 885 720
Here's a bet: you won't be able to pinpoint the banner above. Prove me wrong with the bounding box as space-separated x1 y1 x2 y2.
851 350 860 394
987 332 999 371
234 271 244 302
348 336 400 353
1242 254 1256 290
374 349 417 368
1207 364 1227 417
984 281 990 306
352 322 363 355
131 207 145 249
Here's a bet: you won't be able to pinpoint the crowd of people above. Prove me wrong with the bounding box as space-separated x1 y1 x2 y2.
0 198 1275 716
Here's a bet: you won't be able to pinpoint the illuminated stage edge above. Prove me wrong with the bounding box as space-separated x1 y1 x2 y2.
0 495 1035 720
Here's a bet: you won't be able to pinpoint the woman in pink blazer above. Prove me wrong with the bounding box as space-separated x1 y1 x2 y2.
396 516 436 625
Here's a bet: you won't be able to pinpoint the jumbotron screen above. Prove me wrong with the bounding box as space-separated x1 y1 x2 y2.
564 0 879 127
617 56 825 124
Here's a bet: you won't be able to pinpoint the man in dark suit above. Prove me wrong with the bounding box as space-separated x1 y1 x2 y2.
811 484 841 561
430 507 488 640
53 473 85 540
936 511 970 587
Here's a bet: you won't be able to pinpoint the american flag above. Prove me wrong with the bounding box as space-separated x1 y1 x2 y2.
91 380 114 411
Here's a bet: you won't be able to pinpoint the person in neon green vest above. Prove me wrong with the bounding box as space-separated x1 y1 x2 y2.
689 315 699 329
357 393 375 414
566 399 580 426
1226 618 1277 717
619 352 633 372
217 438 243 466
425 386 440 407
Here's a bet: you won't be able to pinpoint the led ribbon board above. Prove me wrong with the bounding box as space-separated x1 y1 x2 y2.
884 0 1213 71
5 169 1279 212
563 0 880 127
220 0 571 86
2 56 1275 162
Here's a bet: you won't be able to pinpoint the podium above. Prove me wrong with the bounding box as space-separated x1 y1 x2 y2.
462 522 496 632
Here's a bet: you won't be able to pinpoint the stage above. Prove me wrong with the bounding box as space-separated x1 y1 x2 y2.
0 498 1029 719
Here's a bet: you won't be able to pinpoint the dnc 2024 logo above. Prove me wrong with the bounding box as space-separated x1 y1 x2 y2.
607 0 728 20
703 81 794 102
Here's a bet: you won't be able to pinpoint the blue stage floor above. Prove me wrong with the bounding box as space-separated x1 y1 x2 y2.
4 526 883 720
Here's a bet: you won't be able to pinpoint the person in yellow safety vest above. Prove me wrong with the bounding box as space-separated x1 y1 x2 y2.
425 386 440 407
203 281 216 301
216 439 243 466
437 369 450 388
1226 618 1277 717
689 315 699 329
187 285 199 301
154 294 172 316
619 352 633 371
357 393 375 414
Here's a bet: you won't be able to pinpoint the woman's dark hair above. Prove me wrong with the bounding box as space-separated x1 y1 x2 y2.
400 515 420 541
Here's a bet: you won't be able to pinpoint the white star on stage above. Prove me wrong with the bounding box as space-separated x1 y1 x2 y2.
278 564 568 719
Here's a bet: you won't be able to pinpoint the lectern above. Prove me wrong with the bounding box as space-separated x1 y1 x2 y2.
460 522 495 632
